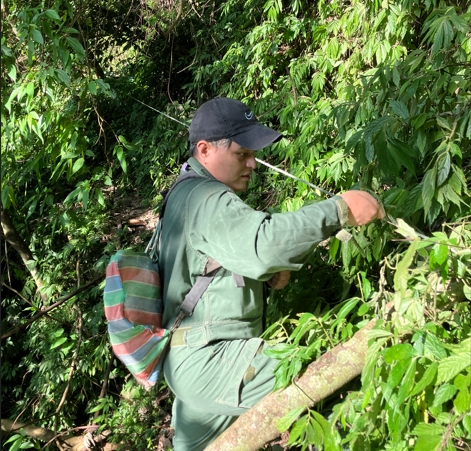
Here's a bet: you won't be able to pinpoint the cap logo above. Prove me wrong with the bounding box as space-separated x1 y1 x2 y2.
245 111 254 120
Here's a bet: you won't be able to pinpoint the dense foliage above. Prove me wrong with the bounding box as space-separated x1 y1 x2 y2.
1 0 470 450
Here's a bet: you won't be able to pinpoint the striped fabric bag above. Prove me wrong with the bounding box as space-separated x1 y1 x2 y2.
103 171 204 388
104 249 170 389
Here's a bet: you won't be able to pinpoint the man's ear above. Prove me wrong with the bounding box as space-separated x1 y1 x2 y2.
195 140 211 161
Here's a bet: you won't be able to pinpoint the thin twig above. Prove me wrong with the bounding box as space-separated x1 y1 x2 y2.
287 69 297 105
39 425 99 451
4 239 11 284
12 395 40 430
167 33 175 103
1 275 103 340
2 284 66 325
94 354 115 420
55 305 82 415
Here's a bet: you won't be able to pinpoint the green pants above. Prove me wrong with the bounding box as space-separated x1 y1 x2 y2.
163 335 279 451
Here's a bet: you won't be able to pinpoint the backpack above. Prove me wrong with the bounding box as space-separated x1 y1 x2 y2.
103 171 221 389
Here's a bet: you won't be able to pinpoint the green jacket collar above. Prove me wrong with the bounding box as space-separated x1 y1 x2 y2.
187 157 216 180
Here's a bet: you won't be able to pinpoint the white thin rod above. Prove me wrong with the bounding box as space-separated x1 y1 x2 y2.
255 158 334 197
132 97 189 127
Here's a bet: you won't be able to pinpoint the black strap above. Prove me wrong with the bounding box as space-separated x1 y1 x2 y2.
146 170 201 258
179 263 221 317
160 170 202 220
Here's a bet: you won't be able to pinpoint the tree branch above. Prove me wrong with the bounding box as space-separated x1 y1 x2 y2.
1 207 45 296
1 419 120 451
1 275 104 340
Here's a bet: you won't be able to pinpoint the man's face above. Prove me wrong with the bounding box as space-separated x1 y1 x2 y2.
197 140 257 192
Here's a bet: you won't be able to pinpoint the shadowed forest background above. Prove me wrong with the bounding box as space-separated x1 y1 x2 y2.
1 0 471 450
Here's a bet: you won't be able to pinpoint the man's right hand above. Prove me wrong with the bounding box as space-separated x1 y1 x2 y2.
340 191 385 226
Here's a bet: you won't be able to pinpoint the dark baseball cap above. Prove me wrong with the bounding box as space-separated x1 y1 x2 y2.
189 97 282 150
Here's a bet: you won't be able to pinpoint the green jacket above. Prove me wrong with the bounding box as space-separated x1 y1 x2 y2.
160 157 345 343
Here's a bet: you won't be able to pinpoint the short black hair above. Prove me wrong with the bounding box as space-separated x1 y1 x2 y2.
189 138 233 157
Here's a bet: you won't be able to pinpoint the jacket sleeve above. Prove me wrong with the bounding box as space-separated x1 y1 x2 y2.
187 182 342 280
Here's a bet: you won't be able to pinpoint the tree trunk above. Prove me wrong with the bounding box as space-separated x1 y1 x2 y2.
205 319 376 451
1 207 45 295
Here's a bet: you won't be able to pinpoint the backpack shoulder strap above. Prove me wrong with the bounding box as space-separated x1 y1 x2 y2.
145 170 202 257
178 258 221 319
160 170 202 219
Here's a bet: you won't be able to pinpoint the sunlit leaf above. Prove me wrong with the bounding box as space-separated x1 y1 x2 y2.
277 407 305 433
437 353 471 384
393 218 420 240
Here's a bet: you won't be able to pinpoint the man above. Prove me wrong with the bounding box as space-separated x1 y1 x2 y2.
159 97 384 450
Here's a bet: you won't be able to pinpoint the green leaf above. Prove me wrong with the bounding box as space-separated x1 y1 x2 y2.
26 199 38 220
377 138 400 176
390 100 409 119
436 115 451 130
65 36 85 58
389 138 417 175
278 407 305 433
51 337 67 349
394 238 419 295
31 28 44 44
403 183 423 216
363 116 392 141
27 39 34 67
430 243 448 267
55 69 70 86
410 362 438 397
72 158 85 174
82 188 89 211
88 81 97 95
2 184 14 209
26 82 34 97
88 403 105 414
412 113 428 130
114 146 127 174
448 142 461 158
367 329 393 340
96 79 111 92
383 343 417 364
413 434 442 451
7 63 17 82
387 360 407 388
436 152 451 186
422 333 447 361
412 422 445 436
307 418 324 448
396 359 417 406
95 188 106 207
5 435 22 451
394 218 420 240
4 433 23 445
287 418 305 446
392 66 400 86
357 303 369 316
437 353 471 384
432 383 457 407
462 414 471 435
422 166 437 216
45 9 61 20
336 298 359 320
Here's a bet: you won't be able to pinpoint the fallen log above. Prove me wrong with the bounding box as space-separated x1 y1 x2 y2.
205 318 377 451
1 419 120 451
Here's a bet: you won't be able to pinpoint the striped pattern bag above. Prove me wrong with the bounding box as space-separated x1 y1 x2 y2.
104 249 169 388
103 171 205 388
